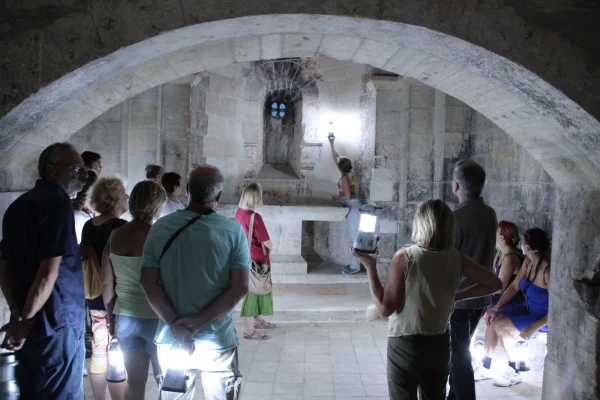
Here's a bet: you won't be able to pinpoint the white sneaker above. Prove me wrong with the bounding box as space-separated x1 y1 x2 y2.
83 367 88 377
473 364 493 381
493 367 522 387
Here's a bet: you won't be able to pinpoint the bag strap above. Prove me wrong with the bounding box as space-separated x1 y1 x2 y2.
159 210 214 261
247 212 267 258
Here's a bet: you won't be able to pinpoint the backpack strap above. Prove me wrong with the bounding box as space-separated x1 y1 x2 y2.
247 212 266 257
159 210 214 261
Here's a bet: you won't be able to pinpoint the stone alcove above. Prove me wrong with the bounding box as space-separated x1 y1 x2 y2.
259 89 301 179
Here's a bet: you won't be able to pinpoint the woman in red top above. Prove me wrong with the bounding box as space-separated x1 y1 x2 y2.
235 183 275 340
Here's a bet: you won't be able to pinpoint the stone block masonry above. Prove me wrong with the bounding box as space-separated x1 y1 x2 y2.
368 77 556 287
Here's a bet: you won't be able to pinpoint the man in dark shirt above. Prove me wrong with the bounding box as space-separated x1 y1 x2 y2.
0 142 87 399
447 159 497 400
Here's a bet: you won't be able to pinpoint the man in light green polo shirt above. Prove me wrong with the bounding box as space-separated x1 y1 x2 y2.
140 165 250 400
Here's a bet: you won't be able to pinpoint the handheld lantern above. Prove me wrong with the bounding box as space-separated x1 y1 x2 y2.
353 204 380 254
106 338 127 383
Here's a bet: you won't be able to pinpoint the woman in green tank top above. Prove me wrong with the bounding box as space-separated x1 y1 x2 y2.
492 221 526 307
101 180 166 399
352 200 502 400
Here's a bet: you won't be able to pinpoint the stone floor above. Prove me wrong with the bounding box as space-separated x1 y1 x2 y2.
84 321 544 399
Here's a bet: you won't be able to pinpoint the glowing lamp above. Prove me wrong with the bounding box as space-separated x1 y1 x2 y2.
161 341 196 394
353 205 380 254
327 121 335 140
0 353 20 399
106 339 126 383
515 338 530 371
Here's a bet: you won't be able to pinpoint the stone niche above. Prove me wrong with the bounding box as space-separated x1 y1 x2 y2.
258 89 302 179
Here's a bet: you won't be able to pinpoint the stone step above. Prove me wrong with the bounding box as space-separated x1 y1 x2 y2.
272 262 369 284
235 283 373 323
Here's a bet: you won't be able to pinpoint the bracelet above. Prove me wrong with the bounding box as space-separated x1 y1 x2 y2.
492 307 500 312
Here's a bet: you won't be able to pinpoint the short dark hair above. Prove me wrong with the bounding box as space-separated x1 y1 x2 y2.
188 165 224 205
72 171 98 211
81 151 101 168
338 157 353 174
523 228 550 254
38 142 75 179
453 159 486 199
145 164 164 180
161 172 182 195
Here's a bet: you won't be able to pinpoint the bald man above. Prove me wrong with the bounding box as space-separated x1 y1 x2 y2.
140 165 250 400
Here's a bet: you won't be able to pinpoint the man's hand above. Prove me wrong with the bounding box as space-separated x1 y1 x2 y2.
519 325 537 340
0 318 33 351
170 324 195 354
173 317 203 335
351 248 379 270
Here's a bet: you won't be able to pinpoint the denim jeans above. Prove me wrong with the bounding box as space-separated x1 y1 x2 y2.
343 199 362 271
16 327 85 400
116 314 161 380
447 308 486 400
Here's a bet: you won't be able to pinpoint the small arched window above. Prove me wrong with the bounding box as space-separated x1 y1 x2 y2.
271 102 287 119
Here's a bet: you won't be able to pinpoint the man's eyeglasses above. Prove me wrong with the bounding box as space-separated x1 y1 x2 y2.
51 163 86 174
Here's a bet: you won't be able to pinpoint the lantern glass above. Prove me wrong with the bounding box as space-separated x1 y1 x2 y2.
359 214 377 233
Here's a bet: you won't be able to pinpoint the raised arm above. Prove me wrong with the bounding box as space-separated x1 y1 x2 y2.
329 138 340 165
455 254 502 303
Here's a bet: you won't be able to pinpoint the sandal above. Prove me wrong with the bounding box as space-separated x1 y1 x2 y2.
254 320 277 329
243 330 271 340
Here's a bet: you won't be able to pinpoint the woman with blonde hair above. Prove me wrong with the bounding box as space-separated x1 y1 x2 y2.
352 199 501 400
101 180 167 399
81 177 129 400
235 183 275 340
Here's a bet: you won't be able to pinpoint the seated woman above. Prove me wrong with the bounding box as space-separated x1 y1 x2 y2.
101 180 167 399
478 228 550 388
353 199 501 400
471 220 526 372
491 220 526 309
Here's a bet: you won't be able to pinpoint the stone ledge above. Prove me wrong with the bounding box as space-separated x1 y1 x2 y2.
218 203 348 221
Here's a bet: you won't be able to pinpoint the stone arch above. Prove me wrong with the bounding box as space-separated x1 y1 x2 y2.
0 15 599 399
0 15 598 190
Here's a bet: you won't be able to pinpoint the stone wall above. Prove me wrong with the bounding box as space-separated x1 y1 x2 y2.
69 83 190 193
470 110 555 235
367 77 556 281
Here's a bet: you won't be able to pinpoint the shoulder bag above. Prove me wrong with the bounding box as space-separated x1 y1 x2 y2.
81 222 102 299
247 212 272 295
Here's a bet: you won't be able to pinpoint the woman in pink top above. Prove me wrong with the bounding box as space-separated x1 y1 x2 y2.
235 183 275 340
